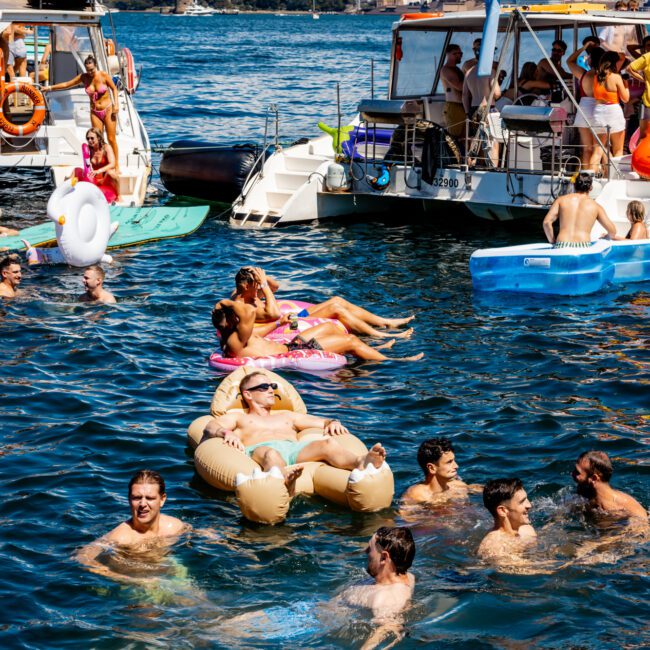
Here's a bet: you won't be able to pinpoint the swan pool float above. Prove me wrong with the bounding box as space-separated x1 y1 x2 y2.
187 366 394 524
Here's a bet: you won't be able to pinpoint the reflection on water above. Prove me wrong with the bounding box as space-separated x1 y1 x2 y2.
0 12 648 650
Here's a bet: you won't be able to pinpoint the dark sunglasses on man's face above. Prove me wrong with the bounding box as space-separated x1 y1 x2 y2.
245 382 278 392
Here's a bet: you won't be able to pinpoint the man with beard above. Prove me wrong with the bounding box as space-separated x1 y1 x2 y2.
478 478 536 561
335 527 415 649
572 451 647 520
0 255 22 298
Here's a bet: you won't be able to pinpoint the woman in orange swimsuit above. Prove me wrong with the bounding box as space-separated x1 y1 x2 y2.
590 51 629 168
44 55 120 171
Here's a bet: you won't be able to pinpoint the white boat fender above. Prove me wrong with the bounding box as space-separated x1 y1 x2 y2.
46 178 112 267
326 160 350 191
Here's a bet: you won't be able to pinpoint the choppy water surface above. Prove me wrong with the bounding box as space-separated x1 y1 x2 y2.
1 14 649 650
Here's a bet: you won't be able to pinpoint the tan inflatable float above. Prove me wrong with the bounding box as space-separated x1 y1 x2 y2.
187 366 394 524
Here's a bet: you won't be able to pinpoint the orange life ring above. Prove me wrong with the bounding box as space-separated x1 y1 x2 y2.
105 39 115 56
120 47 136 94
0 83 46 136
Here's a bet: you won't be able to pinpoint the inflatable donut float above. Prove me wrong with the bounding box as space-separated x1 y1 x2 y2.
187 366 394 524
209 348 347 372
47 178 113 267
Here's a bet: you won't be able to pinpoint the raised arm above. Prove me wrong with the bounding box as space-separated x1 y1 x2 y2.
251 267 280 320
567 46 587 79
542 198 561 244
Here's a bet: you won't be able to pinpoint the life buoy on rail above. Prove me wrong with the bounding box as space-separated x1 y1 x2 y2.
105 38 116 56
46 178 113 267
119 47 137 94
0 82 46 137
187 366 394 524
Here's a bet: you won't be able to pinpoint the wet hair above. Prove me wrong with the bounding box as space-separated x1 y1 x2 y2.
552 39 567 53
417 437 454 475
583 35 600 47
574 172 593 194
519 61 538 83
239 371 268 409
577 451 613 482
374 526 415 575
235 266 256 288
483 478 523 516
446 43 461 55
0 254 20 273
597 51 620 83
85 264 105 281
627 200 645 223
85 127 105 147
128 470 166 497
84 54 97 67
588 46 604 71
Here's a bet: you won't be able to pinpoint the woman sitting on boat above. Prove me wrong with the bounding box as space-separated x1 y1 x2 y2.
567 44 605 171
504 61 551 105
44 55 120 172
590 51 629 167
74 128 119 203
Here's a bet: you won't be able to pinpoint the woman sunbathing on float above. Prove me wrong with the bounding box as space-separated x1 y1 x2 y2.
212 299 423 362
73 128 120 203
44 55 120 172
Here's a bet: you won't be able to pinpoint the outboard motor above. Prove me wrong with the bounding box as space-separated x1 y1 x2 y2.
160 141 264 203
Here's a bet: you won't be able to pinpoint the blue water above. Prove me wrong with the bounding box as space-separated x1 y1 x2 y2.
1 13 649 649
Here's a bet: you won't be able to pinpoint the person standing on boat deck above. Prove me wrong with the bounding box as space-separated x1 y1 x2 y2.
590 51 629 163
211 299 423 362
441 44 466 140
567 45 605 171
44 55 120 173
462 38 482 75
79 265 116 304
599 1 637 55
232 265 415 339
543 172 622 247
535 39 572 84
0 255 22 298
572 451 648 521
478 478 537 562
333 527 415 650
627 41 650 139
6 23 32 80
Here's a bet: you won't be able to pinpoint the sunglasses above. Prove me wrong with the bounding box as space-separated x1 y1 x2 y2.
244 382 278 392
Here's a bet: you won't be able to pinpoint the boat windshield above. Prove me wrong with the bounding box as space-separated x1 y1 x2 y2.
51 25 95 84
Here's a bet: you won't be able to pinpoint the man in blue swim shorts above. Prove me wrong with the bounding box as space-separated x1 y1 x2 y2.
231 266 415 339
200 371 388 492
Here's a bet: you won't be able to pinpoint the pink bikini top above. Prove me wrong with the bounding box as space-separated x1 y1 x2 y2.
85 84 108 103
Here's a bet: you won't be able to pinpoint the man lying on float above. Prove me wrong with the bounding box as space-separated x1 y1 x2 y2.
232 266 414 339
200 371 388 492
211 299 423 362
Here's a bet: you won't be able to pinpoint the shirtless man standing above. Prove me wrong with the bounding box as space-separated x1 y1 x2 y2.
478 478 536 561
76 470 187 582
543 172 622 246
200 371 388 491
0 255 22 298
335 527 415 650
441 44 466 139
401 437 479 507
572 451 648 520
79 265 116 304
212 299 423 362
232 266 414 339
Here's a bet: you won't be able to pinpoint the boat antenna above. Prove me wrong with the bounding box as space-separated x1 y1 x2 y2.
336 81 341 158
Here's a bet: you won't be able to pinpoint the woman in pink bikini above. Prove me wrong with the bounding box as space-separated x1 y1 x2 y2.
45 55 119 172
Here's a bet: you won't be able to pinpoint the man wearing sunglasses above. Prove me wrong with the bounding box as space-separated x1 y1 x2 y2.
535 39 572 84
201 371 388 492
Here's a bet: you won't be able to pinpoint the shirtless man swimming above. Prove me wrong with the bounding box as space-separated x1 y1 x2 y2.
212 298 423 362
441 44 466 139
543 172 622 246
76 470 188 582
335 527 415 650
233 266 414 339
79 265 116 304
573 451 648 521
478 478 536 562
200 371 388 491
401 437 479 507
0 255 22 298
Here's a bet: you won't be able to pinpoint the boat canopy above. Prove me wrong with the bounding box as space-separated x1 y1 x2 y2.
0 0 101 22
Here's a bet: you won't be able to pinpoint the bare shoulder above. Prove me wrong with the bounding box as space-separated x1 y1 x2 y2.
518 524 537 540
478 530 503 558
401 483 429 504
159 514 188 536
104 520 137 545
618 491 648 519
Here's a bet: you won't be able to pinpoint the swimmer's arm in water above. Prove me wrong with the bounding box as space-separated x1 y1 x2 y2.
201 414 244 451
291 412 349 436
543 199 561 244
596 204 625 241
362 591 410 650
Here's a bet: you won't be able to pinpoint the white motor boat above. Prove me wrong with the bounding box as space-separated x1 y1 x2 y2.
182 1 216 15
0 0 150 207
231 3 650 228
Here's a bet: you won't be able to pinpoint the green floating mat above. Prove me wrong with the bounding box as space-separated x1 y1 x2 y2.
0 205 210 253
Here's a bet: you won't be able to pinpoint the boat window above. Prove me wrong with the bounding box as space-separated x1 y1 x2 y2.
51 25 94 84
392 29 446 98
